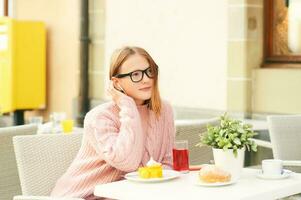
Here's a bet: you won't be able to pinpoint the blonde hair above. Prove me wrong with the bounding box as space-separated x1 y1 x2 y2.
109 46 161 116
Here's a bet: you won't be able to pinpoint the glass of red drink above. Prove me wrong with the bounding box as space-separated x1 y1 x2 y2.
173 140 189 173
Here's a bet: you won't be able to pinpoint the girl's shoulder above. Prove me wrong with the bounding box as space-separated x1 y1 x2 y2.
160 100 173 113
158 100 174 120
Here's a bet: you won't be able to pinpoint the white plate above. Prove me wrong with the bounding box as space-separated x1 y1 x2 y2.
195 179 236 187
256 169 292 180
124 169 180 183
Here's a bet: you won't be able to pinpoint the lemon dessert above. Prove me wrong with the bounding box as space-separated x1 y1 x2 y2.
138 157 163 179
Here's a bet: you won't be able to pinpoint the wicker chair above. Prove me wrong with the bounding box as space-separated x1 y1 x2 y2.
267 115 301 172
13 133 84 200
252 115 301 171
0 124 38 200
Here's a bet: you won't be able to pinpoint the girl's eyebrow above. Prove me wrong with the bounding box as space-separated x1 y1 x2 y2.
125 66 150 73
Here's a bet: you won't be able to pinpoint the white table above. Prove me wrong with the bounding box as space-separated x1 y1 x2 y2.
94 168 301 200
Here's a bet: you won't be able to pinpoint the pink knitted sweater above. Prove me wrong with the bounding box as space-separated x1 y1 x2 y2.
51 96 175 199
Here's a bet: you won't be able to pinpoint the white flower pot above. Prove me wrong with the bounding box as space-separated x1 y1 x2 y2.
212 148 245 181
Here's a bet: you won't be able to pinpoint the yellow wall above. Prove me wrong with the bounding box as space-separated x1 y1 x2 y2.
13 0 80 119
253 68 301 114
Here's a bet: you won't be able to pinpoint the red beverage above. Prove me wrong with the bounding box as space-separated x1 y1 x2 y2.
172 149 189 172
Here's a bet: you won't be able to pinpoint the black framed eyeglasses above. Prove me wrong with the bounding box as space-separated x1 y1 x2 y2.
114 67 157 83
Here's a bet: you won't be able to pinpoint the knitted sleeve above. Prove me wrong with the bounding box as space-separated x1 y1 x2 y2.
86 96 145 172
161 102 175 169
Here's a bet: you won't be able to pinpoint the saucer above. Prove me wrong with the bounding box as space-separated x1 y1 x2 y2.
195 179 236 187
256 169 292 180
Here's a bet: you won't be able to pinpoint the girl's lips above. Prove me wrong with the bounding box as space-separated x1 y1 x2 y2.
139 86 151 91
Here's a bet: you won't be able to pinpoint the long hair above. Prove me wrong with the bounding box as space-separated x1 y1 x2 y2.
109 46 161 116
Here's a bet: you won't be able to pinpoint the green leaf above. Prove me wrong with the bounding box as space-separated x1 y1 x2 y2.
225 143 232 148
251 144 257 152
233 138 241 145
233 149 238 157
219 129 226 136
218 141 224 147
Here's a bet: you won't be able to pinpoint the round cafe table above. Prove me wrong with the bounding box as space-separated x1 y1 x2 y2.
94 168 301 200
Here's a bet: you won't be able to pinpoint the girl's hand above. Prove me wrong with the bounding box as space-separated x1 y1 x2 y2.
107 80 126 104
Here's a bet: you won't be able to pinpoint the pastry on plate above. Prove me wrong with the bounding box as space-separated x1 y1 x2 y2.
199 165 231 183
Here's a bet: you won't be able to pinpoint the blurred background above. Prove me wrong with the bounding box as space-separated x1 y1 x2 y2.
0 0 301 127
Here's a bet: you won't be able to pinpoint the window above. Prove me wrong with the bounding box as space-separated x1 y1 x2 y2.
264 0 301 65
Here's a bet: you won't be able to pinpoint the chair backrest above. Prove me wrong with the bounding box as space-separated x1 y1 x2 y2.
267 115 301 160
0 124 38 200
175 118 219 165
13 133 83 196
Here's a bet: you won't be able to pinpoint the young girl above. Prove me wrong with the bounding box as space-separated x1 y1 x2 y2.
51 46 175 199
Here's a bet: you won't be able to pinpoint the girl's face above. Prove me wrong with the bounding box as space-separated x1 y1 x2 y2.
113 53 154 105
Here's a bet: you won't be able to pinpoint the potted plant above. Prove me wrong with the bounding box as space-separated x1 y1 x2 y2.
196 113 257 181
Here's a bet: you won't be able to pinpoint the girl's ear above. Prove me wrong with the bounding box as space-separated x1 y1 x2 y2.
111 77 119 88
111 77 125 93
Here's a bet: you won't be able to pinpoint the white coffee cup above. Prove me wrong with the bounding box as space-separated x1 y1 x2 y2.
262 159 283 176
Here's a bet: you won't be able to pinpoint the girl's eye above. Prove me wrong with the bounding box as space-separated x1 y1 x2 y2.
132 71 141 77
